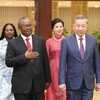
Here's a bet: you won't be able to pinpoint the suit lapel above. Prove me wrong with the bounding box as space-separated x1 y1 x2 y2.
71 34 82 61
17 35 39 52
32 35 39 51
84 34 90 61
16 35 27 52
70 34 91 62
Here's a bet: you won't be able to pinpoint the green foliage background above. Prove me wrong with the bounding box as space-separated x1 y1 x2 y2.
92 28 100 44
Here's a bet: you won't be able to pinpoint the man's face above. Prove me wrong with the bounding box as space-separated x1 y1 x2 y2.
19 19 33 37
73 19 88 37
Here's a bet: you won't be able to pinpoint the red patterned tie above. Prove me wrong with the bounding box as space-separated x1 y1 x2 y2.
79 38 84 59
25 38 32 52
26 38 33 62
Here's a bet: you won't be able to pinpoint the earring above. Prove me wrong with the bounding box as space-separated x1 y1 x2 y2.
52 31 55 36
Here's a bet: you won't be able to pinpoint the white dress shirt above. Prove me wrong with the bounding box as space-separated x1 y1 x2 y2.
21 34 33 49
75 33 86 51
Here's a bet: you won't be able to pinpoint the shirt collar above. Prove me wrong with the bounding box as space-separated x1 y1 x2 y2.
75 33 85 40
21 34 32 41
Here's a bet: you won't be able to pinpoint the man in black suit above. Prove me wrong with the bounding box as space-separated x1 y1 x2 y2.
6 17 51 100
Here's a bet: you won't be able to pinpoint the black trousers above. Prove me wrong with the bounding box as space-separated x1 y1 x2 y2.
14 80 44 100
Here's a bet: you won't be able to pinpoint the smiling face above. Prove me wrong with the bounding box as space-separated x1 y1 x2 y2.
5 25 14 40
18 18 32 37
53 22 64 36
73 19 88 37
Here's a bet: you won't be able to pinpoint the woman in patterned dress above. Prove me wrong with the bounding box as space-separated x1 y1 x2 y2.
0 23 18 100
46 18 66 100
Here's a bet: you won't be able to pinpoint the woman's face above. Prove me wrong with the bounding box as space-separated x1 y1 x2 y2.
5 25 14 39
53 22 64 36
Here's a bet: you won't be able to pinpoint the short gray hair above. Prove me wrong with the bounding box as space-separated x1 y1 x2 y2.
73 15 88 24
18 16 29 28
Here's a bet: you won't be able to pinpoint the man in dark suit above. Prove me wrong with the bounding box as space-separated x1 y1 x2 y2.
6 17 51 100
58 15 100 100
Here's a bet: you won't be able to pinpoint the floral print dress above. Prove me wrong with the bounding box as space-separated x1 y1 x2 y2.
0 38 15 100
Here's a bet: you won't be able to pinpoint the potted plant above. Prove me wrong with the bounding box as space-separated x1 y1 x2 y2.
91 28 100 44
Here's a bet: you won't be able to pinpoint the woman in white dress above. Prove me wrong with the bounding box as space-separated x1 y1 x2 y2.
0 23 18 100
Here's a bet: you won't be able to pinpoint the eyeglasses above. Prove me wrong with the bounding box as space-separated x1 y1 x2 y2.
22 24 33 29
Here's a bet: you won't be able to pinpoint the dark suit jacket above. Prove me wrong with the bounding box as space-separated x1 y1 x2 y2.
6 35 51 93
59 33 100 90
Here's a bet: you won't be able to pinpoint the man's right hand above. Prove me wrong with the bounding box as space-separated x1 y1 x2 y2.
25 49 39 59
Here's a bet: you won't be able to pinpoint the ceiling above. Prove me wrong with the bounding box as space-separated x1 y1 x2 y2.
0 1 34 7
0 1 100 8
58 1 100 8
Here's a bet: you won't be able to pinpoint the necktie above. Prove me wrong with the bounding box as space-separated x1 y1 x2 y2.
26 38 33 62
25 38 32 52
79 38 84 59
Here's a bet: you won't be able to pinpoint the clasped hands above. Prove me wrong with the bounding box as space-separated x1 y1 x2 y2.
95 83 100 91
25 49 39 59
59 84 66 91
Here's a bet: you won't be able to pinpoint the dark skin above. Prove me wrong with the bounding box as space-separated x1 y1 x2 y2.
18 18 39 60
18 18 50 89
5 25 14 41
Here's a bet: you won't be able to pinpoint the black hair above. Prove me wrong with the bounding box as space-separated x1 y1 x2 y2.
51 18 64 29
0 23 18 40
